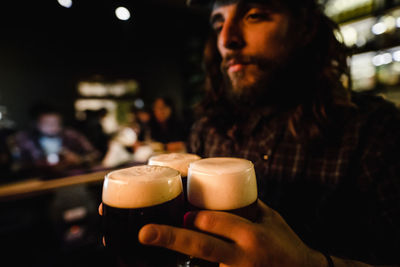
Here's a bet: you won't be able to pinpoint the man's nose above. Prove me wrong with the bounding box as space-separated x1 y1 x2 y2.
218 19 244 50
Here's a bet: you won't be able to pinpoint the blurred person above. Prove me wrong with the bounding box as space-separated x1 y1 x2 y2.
132 0 400 266
148 96 187 153
13 103 100 178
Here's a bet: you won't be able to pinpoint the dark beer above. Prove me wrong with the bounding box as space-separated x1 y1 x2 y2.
186 199 259 222
186 157 259 266
102 165 184 267
148 153 201 201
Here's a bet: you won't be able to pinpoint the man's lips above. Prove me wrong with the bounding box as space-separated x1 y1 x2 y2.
229 63 245 72
226 60 249 72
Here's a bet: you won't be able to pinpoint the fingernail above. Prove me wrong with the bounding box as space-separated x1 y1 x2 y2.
139 225 158 244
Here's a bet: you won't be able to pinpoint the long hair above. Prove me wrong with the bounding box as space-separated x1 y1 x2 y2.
195 0 354 140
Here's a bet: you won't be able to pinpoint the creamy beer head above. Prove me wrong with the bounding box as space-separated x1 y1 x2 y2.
188 157 257 210
102 165 182 209
148 153 201 177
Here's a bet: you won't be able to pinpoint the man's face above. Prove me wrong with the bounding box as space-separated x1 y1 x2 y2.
211 1 292 101
37 113 62 136
153 99 172 123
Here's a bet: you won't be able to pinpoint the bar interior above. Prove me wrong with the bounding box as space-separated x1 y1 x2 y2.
0 0 400 266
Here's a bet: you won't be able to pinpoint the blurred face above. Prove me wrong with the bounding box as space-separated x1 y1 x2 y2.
138 111 151 123
37 113 62 136
153 99 172 123
211 0 292 101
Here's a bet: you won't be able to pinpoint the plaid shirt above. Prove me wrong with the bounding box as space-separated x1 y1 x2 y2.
188 93 400 265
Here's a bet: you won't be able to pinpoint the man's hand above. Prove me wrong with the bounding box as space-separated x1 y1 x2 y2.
61 148 83 165
165 141 186 153
138 200 325 267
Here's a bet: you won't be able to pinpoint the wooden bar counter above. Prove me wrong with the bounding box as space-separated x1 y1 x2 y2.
0 169 109 201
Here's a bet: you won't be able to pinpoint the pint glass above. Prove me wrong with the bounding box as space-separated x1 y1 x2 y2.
102 165 185 267
148 153 201 200
186 157 259 266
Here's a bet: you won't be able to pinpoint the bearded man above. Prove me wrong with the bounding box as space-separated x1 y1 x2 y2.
124 0 400 266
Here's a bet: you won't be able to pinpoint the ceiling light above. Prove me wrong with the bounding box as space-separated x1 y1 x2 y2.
57 0 72 8
115 6 131 21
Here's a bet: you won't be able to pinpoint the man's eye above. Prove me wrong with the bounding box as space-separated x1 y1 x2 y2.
212 23 223 33
246 12 270 21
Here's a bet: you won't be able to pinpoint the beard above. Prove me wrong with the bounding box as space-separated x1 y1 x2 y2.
220 53 291 108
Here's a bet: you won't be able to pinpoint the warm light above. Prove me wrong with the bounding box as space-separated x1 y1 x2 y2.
325 0 372 17
57 0 72 8
383 16 396 31
341 26 358 47
334 29 344 43
78 80 138 97
74 99 117 111
393 62 400 72
78 82 108 97
115 6 131 21
351 52 376 78
109 83 126 96
356 36 367 47
372 22 387 35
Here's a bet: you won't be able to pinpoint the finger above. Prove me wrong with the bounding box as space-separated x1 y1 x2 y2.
102 236 106 247
139 224 239 265
256 199 282 224
185 210 254 243
98 203 103 216
257 199 274 216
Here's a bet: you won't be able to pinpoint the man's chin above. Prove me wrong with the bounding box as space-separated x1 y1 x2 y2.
229 78 257 95
223 68 279 105
227 86 259 106
228 78 269 101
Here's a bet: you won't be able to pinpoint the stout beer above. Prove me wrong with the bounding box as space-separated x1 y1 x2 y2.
186 157 259 266
102 165 184 267
148 153 201 200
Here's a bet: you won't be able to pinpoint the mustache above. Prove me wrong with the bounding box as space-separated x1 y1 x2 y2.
220 54 276 70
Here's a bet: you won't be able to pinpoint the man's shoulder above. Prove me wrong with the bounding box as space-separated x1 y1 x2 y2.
349 92 400 149
62 127 88 140
14 130 35 142
347 93 400 129
191 116 212 131
351 93 400 118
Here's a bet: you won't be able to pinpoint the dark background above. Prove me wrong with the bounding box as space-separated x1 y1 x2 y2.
0 0 210 129
0 3 210 264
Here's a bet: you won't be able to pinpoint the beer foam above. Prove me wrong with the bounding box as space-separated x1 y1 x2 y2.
188 157 257 210
102 165 182 208
148 153 201 177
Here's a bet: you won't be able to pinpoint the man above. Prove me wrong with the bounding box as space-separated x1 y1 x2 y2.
110 0 400 266
13 103 100 178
